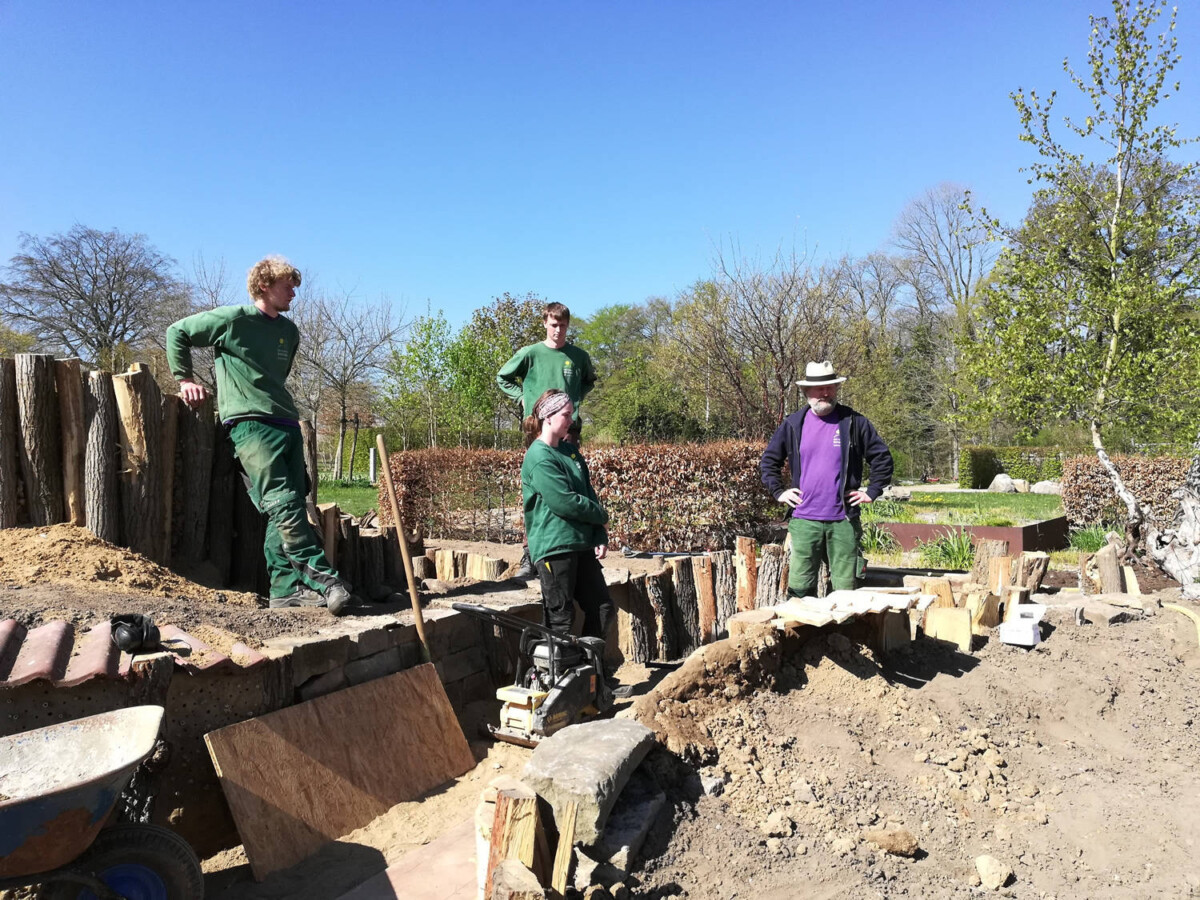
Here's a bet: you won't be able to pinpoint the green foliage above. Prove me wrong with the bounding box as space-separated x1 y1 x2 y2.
860 522 899 555
861 499 915 523
957 446 1065 489
0 323 36 356
1068 523 1113 554
916 529 977 570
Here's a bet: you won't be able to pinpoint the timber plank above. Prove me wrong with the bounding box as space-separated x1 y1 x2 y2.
204 663 474 881
923 608 973 653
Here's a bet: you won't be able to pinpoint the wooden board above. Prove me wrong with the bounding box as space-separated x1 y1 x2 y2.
921 578 956 609
922 608 973 653
205 664 475 880
773 599 835 627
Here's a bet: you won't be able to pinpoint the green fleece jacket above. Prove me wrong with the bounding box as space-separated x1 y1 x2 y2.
166 305 300 423
496 342 595 422
521 439 608 562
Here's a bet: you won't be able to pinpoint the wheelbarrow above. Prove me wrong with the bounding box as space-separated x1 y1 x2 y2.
0 705 203 899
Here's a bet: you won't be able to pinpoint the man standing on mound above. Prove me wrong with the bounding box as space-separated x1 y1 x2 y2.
497 301 596 578
760 360 893 598
166 256 354 615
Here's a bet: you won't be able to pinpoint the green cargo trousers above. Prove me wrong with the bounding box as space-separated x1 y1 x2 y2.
786 516 863 599
229 420 343 600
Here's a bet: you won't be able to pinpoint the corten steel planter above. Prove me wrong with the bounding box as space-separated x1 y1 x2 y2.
878 516 1070 555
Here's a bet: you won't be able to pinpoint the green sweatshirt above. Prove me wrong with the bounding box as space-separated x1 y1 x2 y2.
521 439 608 562
166 305 300 423
496 342 595 421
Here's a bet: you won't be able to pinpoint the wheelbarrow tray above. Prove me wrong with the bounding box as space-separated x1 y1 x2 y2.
0 705 164 878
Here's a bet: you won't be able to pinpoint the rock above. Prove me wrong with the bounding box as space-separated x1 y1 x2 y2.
587 769 666 876
982 748 1006 768
1080 601 1141 627
1031 480 1061 494
975 854 1013 890
883 485 912 501
988 474 1016 493
863 827 920 857
792 779 817 804
760 810 794 837
794 841 809 856
1012 478 1030 493
700 774 725 797
766 837 782 853
523 719 656 845
830 837 857 856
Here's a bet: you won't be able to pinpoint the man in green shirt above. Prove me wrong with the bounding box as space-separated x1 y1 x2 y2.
497 302 596 577
166 256 353 615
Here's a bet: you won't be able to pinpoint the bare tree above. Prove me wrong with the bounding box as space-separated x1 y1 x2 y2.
291 289 407 479
0 226 186 371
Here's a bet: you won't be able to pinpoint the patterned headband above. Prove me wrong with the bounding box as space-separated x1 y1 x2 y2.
534 392 571 420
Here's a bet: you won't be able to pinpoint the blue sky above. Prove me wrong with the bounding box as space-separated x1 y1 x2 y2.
1 1 1197 327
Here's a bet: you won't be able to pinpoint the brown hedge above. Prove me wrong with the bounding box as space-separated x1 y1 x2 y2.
380 441 782 551
1060 454 1190 527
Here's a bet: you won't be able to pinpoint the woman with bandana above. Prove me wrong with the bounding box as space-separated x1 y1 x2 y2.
520 389 613 639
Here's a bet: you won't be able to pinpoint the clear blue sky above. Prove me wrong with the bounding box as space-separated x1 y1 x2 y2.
1 1 1197 326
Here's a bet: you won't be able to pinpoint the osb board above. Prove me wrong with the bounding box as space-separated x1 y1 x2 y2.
204 663 474 880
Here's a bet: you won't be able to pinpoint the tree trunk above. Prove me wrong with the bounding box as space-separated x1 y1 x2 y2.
625 573 657 663
174 398 215 566
1015 551 1050 593
0 358 21 528
111 367 164 560
693 554 717 645
300 419 319 505
710 549 736 637
1092 419 1147 550
358 528 386 599
735 536 758 611
83 370 120 544
16 353 65 525
667 557 701 657
1146 434 1200 598
55 359 86 526
206 430 236 585
348 415 360 480
968 539 1009 587
755 543 788 607
159 394 180 564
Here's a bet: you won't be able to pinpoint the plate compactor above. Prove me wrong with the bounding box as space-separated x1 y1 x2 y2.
451 602 613 747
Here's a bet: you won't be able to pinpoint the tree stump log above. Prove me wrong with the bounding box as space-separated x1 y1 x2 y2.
55 359 86 526
756 543 787 608
174 398 215 566
710 549 735 637
83 370 120 544
645 569 678 660
358 528 387 599
159 394 180 564
693 555 717 644
206 430 236 585
0 358 22 528
968 539 1009 587
337 515 359 587
299 419 319 506
623 573 656 663
16 353 64 526
112 367 164 559
1015 551 1050 593
668 557 701 656
735 536 758 611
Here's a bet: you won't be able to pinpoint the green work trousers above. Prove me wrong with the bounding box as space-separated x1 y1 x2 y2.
787 516 863 599
229 420 343 599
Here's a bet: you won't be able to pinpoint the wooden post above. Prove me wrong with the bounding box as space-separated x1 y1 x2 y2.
485 783 540 900
377 434 429 658
159 394 180 564
710 549 736 636
317 502 339 566
735 536 758 611
668 557 701 657
175 397 215 566
206 430 236 585
15 353 64 526
987 556 1012 595
625 573 656 663
83 370 120 544
112 366 164 560
358 528 386 599
54 358 86 526
1015 551 1050 593
645 569 678 660
968 538 1009 587
550 799 577 897
755 543 787 607
299 419 319 506
694 555 717 644
337 515 359 586
0 358 21 528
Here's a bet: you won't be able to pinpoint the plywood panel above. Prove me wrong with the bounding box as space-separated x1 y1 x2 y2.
205 663 475 880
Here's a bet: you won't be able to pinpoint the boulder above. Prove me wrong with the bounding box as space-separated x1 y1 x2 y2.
987 474 1016 493
1012 478 1030 493
1031 480 1061 494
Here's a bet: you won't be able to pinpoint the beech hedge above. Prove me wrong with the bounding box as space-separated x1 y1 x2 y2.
1060 454 1190 526
958 446 1065 489
380 441 781 551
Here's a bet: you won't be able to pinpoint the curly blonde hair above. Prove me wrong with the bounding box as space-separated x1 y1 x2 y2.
246 256 302 301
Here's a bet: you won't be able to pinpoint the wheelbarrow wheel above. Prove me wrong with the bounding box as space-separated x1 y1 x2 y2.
46 823 203 900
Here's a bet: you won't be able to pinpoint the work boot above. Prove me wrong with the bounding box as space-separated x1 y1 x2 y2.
325 584 353 617
513 547 535 580
269 588 325 609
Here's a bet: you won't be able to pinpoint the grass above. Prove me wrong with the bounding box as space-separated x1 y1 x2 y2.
866 491 1064 526
1068 522 1115 554
916 528 977 570
317 478 380 518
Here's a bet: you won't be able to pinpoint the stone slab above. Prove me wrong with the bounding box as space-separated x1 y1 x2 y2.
337 816 477 900
574 768 665 889
522 719 656 845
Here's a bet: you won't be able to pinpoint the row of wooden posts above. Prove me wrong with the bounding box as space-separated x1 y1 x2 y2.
0 353 403 599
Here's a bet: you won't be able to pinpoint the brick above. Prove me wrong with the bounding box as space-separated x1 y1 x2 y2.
263 635 352 686
345 648 404 685
297 667 348 702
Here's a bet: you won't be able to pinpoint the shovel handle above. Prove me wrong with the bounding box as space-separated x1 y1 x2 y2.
376 434 430 660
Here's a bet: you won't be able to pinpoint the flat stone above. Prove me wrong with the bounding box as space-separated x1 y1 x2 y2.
584 769 665 877
523 719 656 845
344 647 404 686
863 827 919 857
1080 601 1140 626
975 854 1013 890
1012 479 1030 493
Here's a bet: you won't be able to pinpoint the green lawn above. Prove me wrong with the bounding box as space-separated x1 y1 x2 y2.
864 491 1064 527
316 481 380 518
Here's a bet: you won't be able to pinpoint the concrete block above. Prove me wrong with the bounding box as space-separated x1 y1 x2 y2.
263 634 352 686
351 626 396 658
437 646 487 686
296 666 348 701
344 647 404 685
522 719 656 845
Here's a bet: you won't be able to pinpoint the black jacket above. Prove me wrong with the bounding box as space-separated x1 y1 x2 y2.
759 403 893 520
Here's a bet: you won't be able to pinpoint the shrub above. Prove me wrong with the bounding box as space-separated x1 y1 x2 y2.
1068 523 1112 553
916 529 976 570
860 522 899 554
958 446 1065 489
1060 454 1190 526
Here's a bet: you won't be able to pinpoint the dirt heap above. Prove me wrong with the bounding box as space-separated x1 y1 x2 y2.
628 603 1200 899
